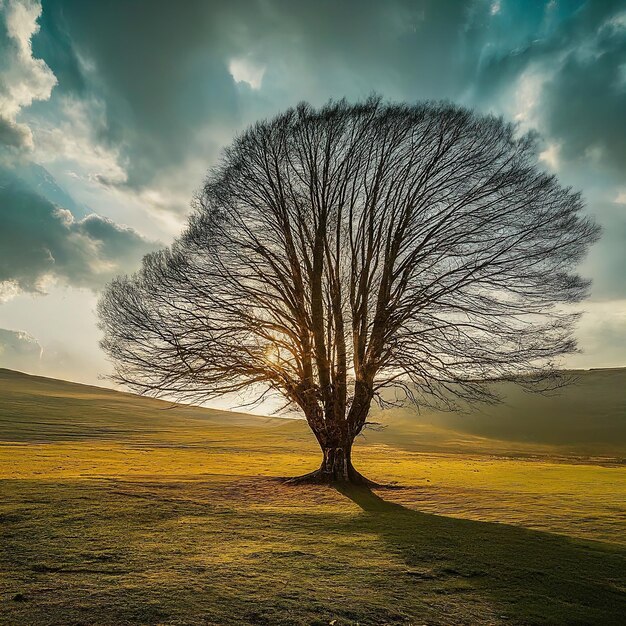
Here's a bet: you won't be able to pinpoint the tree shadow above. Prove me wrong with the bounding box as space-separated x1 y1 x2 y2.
336 484 626 625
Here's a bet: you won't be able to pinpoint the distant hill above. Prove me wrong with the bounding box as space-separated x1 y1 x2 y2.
0 368 284 443
1 367 624 459
370 368 626 458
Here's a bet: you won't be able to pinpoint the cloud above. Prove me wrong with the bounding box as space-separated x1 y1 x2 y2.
540 15 626 175
21 1 625 212
30 0 474 195
0 326 42 371
31 95 128 187
473 1 626 175
0 285 111 383
0 0 56 150
467 0 625 334
31 0 238 190
11 160 89 216
228 57 266 90
0 113 31 147
0 0 623 378
0 165 159 295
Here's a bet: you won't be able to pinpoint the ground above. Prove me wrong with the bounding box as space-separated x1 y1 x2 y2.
1 368 625 625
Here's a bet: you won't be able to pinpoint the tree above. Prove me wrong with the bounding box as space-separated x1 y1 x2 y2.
98 98 599 484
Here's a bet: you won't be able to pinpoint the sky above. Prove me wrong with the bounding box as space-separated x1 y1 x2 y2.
0 0 625 392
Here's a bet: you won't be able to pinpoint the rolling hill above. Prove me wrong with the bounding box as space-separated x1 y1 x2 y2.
1 367 625 624
1 366 624 459
0 367 284 443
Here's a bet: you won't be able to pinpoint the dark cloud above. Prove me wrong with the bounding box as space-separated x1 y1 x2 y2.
36 0 240 188
27 1 626 189
0 0 622 375
34 0 476 190
30 0 86 95
12 162 89 217
0 165 158 294
474 0 626 174
541 18 626 175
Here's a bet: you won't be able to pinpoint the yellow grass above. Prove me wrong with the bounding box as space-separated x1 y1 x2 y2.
1 368 625 624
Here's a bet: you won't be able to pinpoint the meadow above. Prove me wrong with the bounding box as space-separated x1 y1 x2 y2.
1 368 625 625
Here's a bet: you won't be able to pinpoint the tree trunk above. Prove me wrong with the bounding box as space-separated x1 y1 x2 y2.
320 443 353 482
286 434 377 486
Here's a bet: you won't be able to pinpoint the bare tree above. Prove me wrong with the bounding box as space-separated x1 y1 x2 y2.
98 98 599 484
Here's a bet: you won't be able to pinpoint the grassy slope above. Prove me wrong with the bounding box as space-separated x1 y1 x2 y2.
0 367 285 441
371 368 626 458
1 368 625 625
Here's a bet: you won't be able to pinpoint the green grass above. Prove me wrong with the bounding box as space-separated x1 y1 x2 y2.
1 368 625 625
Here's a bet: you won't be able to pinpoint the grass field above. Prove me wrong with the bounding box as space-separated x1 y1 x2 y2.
1 368 625 625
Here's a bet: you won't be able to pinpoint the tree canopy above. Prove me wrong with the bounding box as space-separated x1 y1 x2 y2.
99 98 599 483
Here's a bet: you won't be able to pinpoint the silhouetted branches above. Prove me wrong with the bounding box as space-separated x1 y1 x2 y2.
98 97 599 481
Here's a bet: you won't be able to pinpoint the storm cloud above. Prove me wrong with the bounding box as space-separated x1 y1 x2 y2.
29 0 479 193
473 0 626 175
0 0 624 383
0 165 158 296
24 1 625 209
